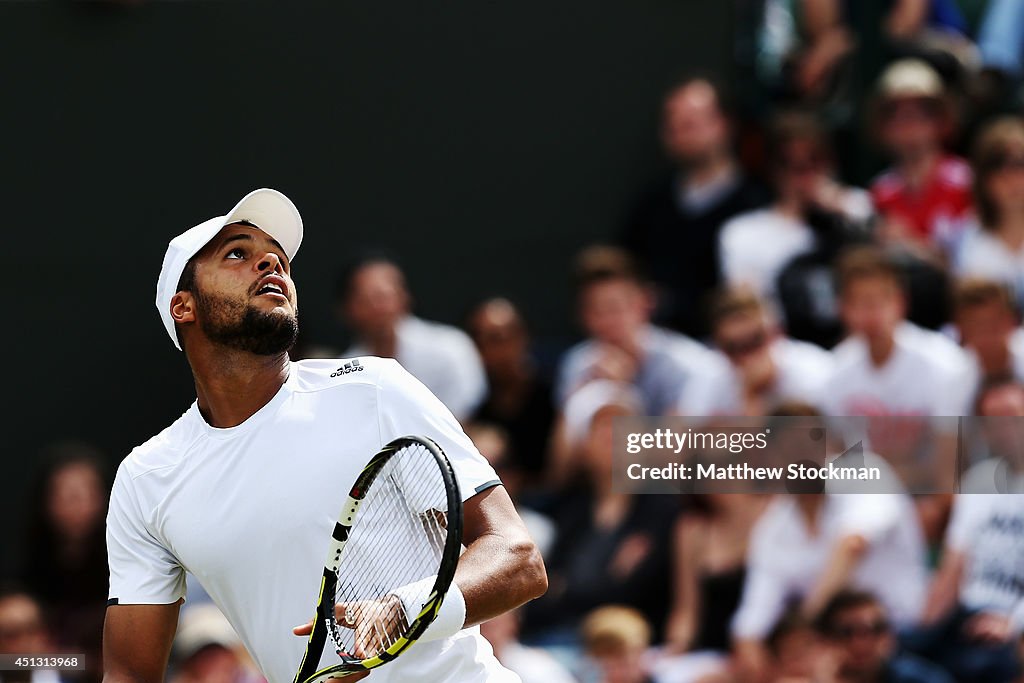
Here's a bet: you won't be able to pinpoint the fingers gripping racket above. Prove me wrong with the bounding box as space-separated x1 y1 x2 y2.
293 436 463 683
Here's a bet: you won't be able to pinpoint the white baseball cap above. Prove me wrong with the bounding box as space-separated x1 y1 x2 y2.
155 188 303 350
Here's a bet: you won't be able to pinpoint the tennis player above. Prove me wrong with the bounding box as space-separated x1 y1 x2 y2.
102 189 548 683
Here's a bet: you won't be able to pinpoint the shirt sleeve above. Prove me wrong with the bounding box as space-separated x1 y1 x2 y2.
731 513 789 640
106 461 186 605
376 359 501 502
945 494 994 552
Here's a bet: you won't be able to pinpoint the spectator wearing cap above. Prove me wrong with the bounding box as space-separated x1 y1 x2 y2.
522 381 678 647
913 484 1024 682
954 278 1024 394
869 58 972 258
957 117 1024 308
718 111 871 306
619 77 769 338
814 590 954 683
170 604 262 683
556 245 726 419
465 298 556 481
337 252 487 421
684 286 832 417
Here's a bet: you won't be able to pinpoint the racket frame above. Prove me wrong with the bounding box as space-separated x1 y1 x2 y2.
293 436 463 683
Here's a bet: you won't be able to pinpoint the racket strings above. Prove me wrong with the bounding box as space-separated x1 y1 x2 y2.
329 443 450 660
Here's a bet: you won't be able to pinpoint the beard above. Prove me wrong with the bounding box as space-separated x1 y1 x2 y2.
194 286 299 356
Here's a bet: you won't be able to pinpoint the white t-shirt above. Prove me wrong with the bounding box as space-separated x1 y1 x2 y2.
955 225 1024 302
106 358 515 683
346 316 487 421
730 494 926 640
945 494 1024 619
557 325 727 416
718 208 817 302
685 337 833 415
821 323 972 417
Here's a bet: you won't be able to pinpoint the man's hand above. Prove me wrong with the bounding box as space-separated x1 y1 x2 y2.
963 611 1013 644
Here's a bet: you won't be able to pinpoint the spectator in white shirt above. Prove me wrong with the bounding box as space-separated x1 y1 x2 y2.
556 245 725 417
954 278 1024 399
731 491 927 683
958 379 1024 494
339 253 487 420
913 489 1024 682
685 286 833 416
823 246 970 493
719 111 872 304
956 117 1024 308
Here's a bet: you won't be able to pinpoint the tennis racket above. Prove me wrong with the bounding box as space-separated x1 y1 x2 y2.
293 435 463 683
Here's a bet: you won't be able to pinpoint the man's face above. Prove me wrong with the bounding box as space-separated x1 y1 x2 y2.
879 97 942 160
186 224 299 355
661 81 729 167
979 385 1024 465
579 279 650 348
840 277 904 342
775 139 827 203
828 603 894 677
0 596 48 654
344 263 409 337
467 300 528 377
715 311 772 375
957 301 1015 359
48 462 105 541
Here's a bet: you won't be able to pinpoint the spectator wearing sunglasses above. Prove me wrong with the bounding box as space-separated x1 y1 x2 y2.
718 111 871 307
814 590 953 683
956 117 1024 310
869 59 971 259
684 286 832 417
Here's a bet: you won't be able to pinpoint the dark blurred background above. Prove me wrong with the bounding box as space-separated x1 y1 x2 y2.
1 1 731 573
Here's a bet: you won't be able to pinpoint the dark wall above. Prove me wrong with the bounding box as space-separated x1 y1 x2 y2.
0 1 733 573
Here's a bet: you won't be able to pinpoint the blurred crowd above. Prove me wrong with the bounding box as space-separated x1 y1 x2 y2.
6 1 1024 682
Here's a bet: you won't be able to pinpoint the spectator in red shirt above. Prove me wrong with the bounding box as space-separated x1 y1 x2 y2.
869 58 973 259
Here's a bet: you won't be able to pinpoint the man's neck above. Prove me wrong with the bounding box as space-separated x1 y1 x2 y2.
192 350 290 428
867 332 897 367
682 154 735 191
897 148 940 191
364 326 399 359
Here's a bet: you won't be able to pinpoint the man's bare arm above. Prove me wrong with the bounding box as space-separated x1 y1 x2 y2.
456 485 547 628
102 601 182 683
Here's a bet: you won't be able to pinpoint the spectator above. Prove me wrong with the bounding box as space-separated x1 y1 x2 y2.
823 246 969 492
913 491 1024 682
556 246 726 418
464 421 556 559
479 610 576 683
731 491 927 682
524 381 678 645
957 117 1024 306
0 586 59 683
465 297 556 480
20 443 109 679
338 252 487 420
651 495 766 683
686 287 833 416
869 58 972 257
764 608 826 683
718 111 871 304
170 604 262 683
581 606 655 683
959 379 1024 494
814 590 954 683
620 77 769 338
954 278 1024 392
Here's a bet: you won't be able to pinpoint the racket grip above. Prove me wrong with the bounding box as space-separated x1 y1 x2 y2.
391 577 466 643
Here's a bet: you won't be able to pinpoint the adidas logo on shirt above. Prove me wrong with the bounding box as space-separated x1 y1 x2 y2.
331 359 364 377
